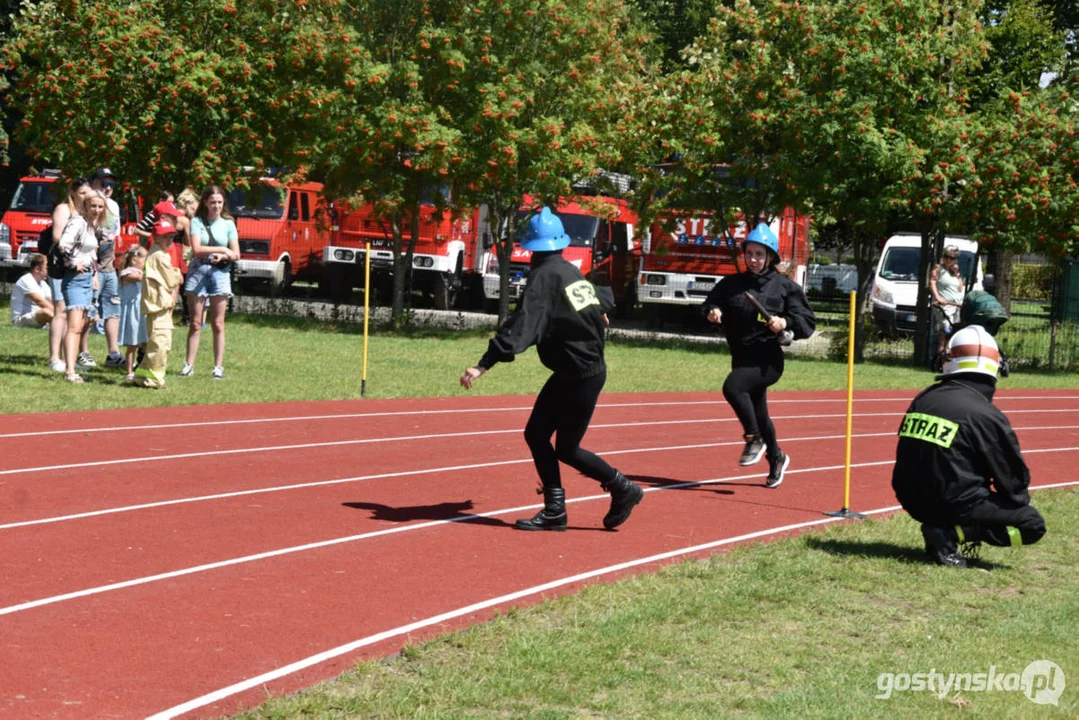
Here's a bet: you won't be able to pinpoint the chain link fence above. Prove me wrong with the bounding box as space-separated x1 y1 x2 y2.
804 259 1077 372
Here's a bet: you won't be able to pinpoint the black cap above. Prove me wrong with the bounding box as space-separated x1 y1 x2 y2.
92 167 116 181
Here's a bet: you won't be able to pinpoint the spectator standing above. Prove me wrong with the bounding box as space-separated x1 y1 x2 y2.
91 167 124 368
11 253 54 330
181 185 239 380
116 246 148 381
929 244 965 365
44 178 92 372
133 218 184 389
58 190 106 383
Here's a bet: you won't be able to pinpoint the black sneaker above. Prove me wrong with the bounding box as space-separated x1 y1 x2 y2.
921 525 967 568
765 452 789 488
104 353 125 368
739 435 766 466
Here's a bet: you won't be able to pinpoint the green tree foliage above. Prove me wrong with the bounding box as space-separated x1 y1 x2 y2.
2 0 365 195
431 0 654 320
624 0 719 70
974 0 1067 103
682 0 988 361
319 0 462 323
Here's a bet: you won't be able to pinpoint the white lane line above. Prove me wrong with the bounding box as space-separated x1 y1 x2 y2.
1 394 1073 440
144 479 1079 720
3 407 1077 479
0 457 906 618
0 430 895 530
5 452 1078 619
5 425 1078 531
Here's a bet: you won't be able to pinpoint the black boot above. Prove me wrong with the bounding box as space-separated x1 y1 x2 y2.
515 487 567 531
601 472 644 530
921 524 967 568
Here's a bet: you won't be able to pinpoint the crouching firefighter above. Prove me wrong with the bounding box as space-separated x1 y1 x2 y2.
459 207 644 531
892 325 1046 567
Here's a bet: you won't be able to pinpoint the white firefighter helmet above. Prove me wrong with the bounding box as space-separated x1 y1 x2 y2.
942 324 1000 378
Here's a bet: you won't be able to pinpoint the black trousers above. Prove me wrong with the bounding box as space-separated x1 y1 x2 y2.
524 371 616 490
723 344 784 458
904 494 1046 547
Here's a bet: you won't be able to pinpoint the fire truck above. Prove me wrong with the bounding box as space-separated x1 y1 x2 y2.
321 188 487 308
0 170 144 276
231 179 330 292
479 195 640 315
637 206 809 315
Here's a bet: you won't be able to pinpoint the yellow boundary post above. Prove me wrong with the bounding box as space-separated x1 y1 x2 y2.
361 241 371 397
825 290 866 520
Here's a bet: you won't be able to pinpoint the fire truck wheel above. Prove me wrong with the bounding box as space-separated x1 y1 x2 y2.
323 264 352 304
433 269 461 310
270 259 292 295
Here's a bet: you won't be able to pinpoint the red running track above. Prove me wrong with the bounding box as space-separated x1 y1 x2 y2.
0 390 1077 719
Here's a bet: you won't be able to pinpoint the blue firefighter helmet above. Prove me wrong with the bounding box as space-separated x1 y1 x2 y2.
743 222 779 257
521 207 570 252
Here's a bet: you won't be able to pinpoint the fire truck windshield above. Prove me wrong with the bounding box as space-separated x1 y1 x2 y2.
515 211 598 247
10 181 57 214
227 187 284 219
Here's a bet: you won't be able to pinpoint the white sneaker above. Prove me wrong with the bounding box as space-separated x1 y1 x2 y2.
212 366 224 380
179 363 195 377
48 359 66 372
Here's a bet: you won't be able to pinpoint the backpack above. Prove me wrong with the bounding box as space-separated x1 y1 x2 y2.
37 223 54 255
960 290 1009 336
47 241 66 280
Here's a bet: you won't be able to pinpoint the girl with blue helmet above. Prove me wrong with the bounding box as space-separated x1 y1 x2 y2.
460 207 644 531
700 222 816 488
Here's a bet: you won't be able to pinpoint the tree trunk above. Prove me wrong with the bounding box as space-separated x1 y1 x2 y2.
987 245 1014 311
913 223 941 367
391 209 406 326
852 229 877 363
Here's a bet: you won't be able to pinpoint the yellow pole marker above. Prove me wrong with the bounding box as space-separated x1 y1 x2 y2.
361 241 371 397
825 289 866 520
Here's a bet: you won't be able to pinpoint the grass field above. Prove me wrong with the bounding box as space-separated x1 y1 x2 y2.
0 299 1076 416
238 490 1078 719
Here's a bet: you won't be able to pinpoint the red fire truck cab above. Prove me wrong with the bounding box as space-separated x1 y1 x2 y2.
637 206 809 313
230 179 330 291
1 170 145 276
321 187 485 308
480 195 640 314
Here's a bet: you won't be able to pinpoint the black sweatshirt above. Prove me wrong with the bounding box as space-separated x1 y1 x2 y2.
700 268 816 357
478 252 614 379
892 375 1032 512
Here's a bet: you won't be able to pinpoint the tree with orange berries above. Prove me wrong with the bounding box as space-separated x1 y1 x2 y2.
2 0 367 196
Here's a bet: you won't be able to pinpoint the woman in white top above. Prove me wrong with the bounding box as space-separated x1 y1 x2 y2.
46 178 93 372
181 185 239 380
929 245 966 359
59 190 106 383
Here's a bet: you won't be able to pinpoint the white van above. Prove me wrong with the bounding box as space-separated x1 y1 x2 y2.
870 233 983 337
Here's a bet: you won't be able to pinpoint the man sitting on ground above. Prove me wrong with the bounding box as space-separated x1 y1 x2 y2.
11 252 55 331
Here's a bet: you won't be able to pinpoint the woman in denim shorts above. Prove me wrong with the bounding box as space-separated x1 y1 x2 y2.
59 191 106 383
46 178 93 372
181 185 239 380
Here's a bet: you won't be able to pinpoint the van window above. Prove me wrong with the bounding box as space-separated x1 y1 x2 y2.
880 246 977 283
10 182 57 214
879 247 920 281
300 193 311 221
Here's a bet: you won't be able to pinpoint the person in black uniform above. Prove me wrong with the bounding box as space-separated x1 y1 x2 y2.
460 207 644 531
892 324 1045 568
701 223 816 488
